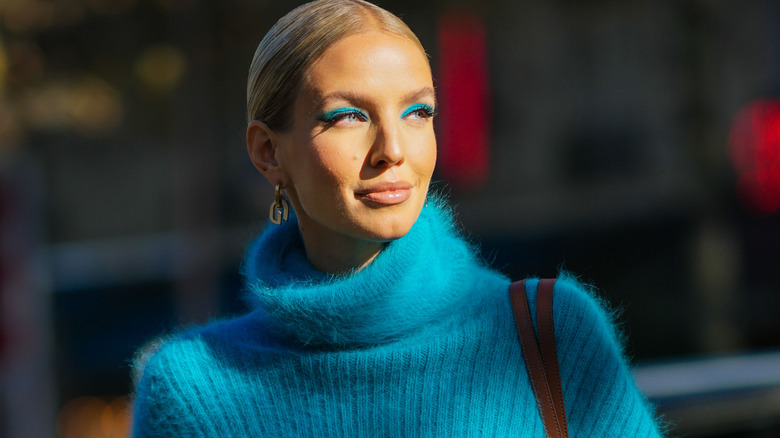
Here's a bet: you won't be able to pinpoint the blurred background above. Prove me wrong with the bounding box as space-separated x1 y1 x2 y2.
1 0 779 437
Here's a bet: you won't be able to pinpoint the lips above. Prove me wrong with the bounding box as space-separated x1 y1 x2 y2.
355 181 413 205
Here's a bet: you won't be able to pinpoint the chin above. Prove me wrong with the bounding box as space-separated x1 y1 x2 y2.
359 209 420 242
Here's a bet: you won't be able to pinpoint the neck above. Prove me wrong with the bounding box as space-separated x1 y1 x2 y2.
297 220 386 274
243 197 486 346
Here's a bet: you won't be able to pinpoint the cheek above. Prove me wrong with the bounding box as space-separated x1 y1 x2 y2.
317 149 352 178
427 139 438 172
413 133 438 177
302 144 359 195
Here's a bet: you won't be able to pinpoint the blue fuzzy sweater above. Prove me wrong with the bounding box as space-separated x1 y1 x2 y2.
132 201 663 437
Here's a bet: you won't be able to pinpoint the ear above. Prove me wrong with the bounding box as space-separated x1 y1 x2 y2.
247 120 284 185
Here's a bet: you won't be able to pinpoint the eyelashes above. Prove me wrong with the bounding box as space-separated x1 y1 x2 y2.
316 104 436 126
316 107 369 125
401 103 436 119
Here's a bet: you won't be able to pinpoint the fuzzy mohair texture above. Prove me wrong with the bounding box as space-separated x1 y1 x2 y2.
131 198 665 437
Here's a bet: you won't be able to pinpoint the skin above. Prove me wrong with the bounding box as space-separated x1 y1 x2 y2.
247 29 437 273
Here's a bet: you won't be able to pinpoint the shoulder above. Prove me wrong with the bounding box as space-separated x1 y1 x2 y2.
131 311 278 400
546 276 665 436
133 310 272 382
516 276 620 342
517 276 632 378
131 318 234 406
131 312 273 436
131 332 206 437
547 275 625 355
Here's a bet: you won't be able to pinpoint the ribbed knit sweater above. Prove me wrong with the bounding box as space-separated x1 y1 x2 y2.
132 201 664 437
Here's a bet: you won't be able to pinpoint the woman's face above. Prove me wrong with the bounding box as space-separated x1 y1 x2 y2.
274 30 437 261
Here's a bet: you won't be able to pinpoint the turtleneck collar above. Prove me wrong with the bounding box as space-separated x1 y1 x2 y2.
242 198 481 348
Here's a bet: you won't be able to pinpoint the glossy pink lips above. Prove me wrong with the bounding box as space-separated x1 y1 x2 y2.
355 182 413 206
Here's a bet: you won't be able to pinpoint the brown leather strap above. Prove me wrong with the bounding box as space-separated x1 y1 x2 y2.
510 279 569 438
536 279 568 436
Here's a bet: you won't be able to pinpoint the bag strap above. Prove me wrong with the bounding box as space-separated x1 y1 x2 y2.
510 279 569 438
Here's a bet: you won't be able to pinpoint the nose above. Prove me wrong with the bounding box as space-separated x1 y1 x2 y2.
369 121 404 168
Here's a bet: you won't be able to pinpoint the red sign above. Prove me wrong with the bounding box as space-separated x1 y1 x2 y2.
729 99 780 214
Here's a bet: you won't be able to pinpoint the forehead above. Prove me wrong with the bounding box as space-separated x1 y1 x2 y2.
302 30 433 101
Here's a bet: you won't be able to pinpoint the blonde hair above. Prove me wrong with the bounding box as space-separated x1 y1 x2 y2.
246 0 426 128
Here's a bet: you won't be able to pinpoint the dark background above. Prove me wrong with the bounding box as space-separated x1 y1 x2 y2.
1 0 779 437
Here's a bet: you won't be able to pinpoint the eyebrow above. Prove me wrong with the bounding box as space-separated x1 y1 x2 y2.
314 86 437 108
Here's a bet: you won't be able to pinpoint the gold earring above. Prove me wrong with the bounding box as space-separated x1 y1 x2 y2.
269 183 289 225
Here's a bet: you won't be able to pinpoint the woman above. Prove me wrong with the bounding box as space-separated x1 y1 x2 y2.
132 0 665 436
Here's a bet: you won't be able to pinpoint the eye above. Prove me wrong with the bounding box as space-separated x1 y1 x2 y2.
317 107 369 126
401 103 436 120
